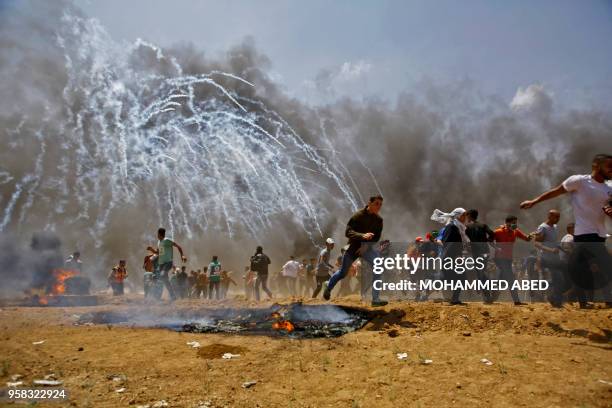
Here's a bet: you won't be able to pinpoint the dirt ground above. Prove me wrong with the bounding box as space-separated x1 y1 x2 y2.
1 294 611 408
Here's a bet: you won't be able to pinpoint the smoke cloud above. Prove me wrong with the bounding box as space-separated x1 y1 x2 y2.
1 1 610 293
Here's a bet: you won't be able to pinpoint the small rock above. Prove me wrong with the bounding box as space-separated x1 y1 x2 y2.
462 332 471 337
480 311 490 317
78 347 84 351
186 341 201 348
33 379 63 386
456 383 462 389
396 352 408 360
242 380 257 389
387 329 400 338
480 358 493 366
152 401 168 408
7 381 24 387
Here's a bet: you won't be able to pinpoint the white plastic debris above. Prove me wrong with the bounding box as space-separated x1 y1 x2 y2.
152 401 169 408
222 353 241 359
44 374 57 380
186 341 201 348
242 380 258 389
7 381 24 387
10 374 24 381
32 340 46 345
396 353 408 360
33 379 63 386
480 358 493 366
115 388 126 393
598 379 612 386
421 359 433 365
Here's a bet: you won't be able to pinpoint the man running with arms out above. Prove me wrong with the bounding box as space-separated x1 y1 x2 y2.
146 227 187 301
521 154 612 308
324 195 388 307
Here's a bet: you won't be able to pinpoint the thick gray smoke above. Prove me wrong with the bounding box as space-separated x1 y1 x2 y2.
1 1 610 293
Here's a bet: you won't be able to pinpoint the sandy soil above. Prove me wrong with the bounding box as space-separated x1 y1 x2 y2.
1 295 611 408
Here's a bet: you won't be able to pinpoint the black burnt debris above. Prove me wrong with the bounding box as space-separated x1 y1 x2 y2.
78 303 371 338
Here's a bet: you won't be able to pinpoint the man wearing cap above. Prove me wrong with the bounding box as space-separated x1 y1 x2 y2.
323 195 388 307
313 238 335 298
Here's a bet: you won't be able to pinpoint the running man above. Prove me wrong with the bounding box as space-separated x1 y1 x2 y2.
493 215 532 305
520 153 612 307
324 195 388 307
146 227 187 301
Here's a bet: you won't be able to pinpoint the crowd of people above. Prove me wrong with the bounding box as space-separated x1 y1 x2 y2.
99 154 611 308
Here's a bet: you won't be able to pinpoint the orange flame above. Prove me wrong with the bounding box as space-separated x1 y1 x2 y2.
272 320 295 332
50 269 78 295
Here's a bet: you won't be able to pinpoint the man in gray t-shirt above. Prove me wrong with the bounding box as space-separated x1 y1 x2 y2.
534 209 563 306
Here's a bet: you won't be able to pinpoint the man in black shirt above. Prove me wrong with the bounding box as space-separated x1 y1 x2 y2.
324 195 388 307
465 209 494 302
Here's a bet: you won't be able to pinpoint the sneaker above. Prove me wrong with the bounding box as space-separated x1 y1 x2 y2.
371 300 388 307
323 281 331 301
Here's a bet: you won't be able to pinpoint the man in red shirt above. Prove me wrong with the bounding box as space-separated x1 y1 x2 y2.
493 215 532 305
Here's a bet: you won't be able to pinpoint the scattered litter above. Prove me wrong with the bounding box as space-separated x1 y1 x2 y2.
222 353 240 359
152 401 169 408
33 379 63 386
196 401 212 408
32 340 46 345
10 374 23 381
598 379 612 386
115 388 126 393
186 341 201 348
480 358 493 366
421 359 433 365
7 381 24 387
242 380 258 389
396 353 408 360
44 374 57 380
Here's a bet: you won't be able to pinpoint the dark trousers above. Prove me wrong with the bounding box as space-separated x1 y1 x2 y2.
541 257 565 305
157 262 176 300
111 282 124 296
494 258 520 303
328 247 381 302
312 275 329 298
570 234 611 304
208 281 220 300
254 273 272 301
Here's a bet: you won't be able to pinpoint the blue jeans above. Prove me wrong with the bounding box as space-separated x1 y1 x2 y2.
327 246 381 302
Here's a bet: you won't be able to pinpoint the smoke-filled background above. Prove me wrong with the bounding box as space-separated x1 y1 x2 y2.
1 0 611 295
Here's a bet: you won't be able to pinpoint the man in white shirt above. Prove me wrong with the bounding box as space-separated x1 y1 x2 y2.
520 154 612 307
534 209 564 307
281 256 301 296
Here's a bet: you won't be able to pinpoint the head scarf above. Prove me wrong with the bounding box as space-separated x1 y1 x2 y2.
430 208 470 243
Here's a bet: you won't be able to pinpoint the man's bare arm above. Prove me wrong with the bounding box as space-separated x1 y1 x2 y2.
172 242 187 262
520 184 566 209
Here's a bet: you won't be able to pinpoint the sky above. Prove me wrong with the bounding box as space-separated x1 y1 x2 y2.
77 0 612 108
